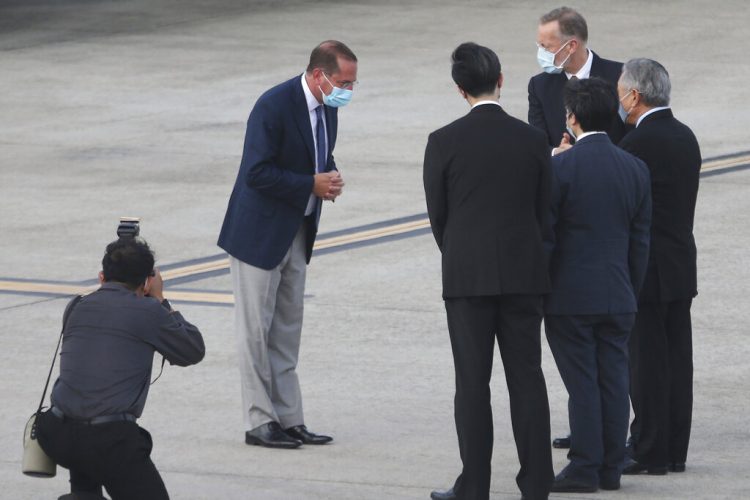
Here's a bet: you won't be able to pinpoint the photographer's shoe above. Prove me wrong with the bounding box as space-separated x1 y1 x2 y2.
284 425 333 445
245 422 302 449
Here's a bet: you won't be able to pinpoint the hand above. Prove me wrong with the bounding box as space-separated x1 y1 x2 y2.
313 171 337 198
325 172 345 201
144 268 164 302
552 132 573 156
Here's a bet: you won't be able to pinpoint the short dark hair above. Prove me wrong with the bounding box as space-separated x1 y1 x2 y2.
101 238 155 290
451 42 501 98
306 40 357 75
540 6 588 42
563 77 618 132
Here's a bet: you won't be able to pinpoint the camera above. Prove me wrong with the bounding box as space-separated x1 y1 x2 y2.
116 217 141 239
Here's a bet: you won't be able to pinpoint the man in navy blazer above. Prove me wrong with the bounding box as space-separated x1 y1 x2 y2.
529 7 627 152
218 40 357 449
544 78 651 493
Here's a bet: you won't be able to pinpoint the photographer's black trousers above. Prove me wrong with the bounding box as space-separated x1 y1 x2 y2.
36 410 169 500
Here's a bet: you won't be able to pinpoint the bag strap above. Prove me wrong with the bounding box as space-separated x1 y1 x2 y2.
36 295 83 414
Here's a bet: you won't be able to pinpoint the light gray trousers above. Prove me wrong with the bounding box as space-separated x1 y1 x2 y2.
229 226 307 431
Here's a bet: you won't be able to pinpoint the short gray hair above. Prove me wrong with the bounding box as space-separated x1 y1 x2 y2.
540 7 588 42
620 58 671 107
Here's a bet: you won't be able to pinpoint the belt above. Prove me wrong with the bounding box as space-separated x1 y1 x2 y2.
50 406 137 425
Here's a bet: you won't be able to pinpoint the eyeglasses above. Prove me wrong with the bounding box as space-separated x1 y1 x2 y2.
324 72 358 90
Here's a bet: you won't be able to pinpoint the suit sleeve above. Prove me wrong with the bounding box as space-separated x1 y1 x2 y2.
423 133 447 251
148 301 206 367
544 158 562 263
528 78 548 139
243 100 314 211
536 144 554 256
628 165 652 296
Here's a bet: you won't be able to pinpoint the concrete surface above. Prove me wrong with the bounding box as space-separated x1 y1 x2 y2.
1 1 748 499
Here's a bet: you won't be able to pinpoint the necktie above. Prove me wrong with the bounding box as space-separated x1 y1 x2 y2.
315 106 327 173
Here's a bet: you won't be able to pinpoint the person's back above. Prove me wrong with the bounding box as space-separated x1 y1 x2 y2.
546 134 651 314
427 107 551 297
53 282 204 420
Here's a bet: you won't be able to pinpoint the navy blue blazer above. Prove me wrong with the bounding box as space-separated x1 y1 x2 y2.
218 75 338 270
528 52 627 147
545 133 652 315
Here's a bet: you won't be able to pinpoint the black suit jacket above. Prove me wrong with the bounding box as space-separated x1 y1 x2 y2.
528 52 627 147
423 104 552 299
618 109 701 302
545 134 652 315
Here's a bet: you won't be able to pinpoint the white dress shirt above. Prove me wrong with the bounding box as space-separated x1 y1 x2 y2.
566 49 593 80
301 74 327 216
636 106 671 128
471 100 501 109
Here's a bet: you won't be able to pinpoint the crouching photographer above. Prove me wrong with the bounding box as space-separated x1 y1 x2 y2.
35 235 205 500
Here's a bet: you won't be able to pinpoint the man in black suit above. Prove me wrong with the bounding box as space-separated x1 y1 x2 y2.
617 58 701 476
544 78 651 493
529 6 626 154
424 42 554 500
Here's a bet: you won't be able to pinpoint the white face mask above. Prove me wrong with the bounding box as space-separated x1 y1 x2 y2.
536 39 572 74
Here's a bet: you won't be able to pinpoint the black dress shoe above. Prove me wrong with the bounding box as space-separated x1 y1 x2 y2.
550 475 597 493
669 462 686 472
622 458 667 475
284 425 332 445
245 422 302 449
430 488 457 500
599 477 621 490
553 435 571 449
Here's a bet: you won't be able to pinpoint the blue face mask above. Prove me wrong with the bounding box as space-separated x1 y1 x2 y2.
536 39 572 74
618 89 635 123
320 73 353 108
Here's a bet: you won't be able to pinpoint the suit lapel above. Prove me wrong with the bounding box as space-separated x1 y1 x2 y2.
291 76 316 165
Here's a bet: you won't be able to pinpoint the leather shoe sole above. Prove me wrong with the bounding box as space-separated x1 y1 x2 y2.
669 462 686 472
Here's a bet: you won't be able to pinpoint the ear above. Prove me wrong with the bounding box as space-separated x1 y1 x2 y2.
497 73 504 90
457 85 467 100
98 271 105 284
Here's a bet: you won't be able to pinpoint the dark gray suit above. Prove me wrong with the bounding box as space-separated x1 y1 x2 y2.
545 133 651 487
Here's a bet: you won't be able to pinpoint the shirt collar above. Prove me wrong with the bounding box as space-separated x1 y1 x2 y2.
471 100 501 109
300 73 321 113
566 48 593 80
636 106 671 127
575 130 607 141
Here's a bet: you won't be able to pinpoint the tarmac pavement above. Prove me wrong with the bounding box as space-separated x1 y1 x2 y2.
1 1 749 499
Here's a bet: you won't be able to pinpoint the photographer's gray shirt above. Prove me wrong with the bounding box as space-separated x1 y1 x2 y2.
50 282 205 419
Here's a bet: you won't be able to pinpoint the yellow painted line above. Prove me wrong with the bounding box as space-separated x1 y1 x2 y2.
159 218 432 279
0 281 98 296
1 152 747 304
700 153 750 172
0 280 234 304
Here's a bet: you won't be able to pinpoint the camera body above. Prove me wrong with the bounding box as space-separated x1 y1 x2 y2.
116 217 141 239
